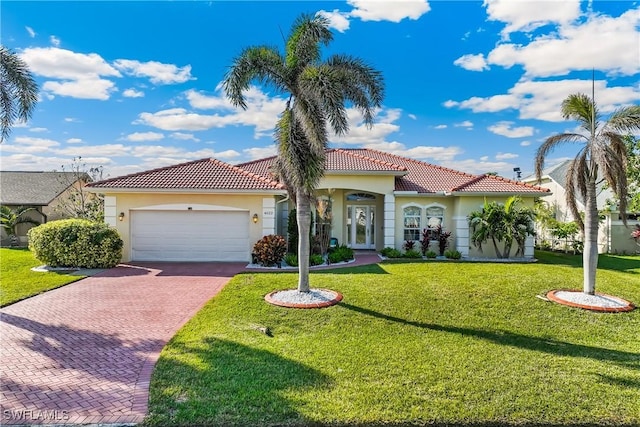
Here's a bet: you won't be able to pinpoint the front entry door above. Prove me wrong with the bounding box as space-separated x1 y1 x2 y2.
348 205 375 249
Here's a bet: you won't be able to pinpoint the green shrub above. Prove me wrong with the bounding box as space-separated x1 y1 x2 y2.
328 244 354 264
425 250 437 259
253 235 287 267
380 247 394 257
284 253 298 267
403 249 422 259
383 248 403 258
309 254 324 266
444 249 462 260
28 219 123 268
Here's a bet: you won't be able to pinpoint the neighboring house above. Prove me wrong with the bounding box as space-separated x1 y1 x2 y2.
87 148 548 263
522 160 640 254
0 171 89 245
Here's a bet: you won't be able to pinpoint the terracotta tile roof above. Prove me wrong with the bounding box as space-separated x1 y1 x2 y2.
88 158 284 191
451 174 548 194
89 148 547 195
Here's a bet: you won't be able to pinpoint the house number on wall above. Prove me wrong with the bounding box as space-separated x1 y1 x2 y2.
263 210 275 217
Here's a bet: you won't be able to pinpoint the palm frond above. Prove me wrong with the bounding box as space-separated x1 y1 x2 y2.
0 46 39 142
561 93 598 134
285 14 332 71
298 64 349 135
222 46 286 109
606 105 640 134
534 133 586 181
565 157 586 231
326 54 384 127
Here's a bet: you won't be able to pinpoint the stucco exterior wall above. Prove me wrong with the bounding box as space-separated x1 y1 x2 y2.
105 192 275 262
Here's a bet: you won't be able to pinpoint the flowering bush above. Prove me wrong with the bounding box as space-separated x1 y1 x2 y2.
28 219 122 268
632 225 640 240
252 234 287 267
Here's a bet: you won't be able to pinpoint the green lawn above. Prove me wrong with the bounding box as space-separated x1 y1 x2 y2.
0 248 86 307
146 252 640 426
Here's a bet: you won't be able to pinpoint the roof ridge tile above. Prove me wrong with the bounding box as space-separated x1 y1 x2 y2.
334 148 407 171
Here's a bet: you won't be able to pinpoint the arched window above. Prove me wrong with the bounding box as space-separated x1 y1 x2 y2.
425 206 445 240
403 206 421 241
346 192 376 202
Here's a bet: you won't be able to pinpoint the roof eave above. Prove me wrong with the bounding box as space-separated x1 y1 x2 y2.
86 188 287 195
449 190 552 197
326 170 407 176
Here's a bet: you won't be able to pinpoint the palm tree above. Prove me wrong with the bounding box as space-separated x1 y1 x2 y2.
224 14 384 292
1 205 40 245
535 93 640 294
468 196 535 258
0 46 38 143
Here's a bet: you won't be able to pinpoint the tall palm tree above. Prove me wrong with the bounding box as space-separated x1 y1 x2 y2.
0 46 38 143
535 93 640 294
224 14 384 292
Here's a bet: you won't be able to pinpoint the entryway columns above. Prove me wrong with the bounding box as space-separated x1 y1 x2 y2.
384 194 395 248
453 216 470 257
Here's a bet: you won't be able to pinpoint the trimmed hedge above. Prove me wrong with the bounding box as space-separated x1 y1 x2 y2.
28 219 123 268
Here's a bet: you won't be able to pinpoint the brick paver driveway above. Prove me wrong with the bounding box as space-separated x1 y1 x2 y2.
0 262 244 425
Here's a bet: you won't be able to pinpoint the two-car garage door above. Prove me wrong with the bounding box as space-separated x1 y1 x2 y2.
131 210 250 262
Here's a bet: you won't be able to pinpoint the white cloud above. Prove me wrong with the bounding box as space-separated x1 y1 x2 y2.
329 108 401 145
20 47 120 80
520 140 531 147
64 117 80 123
137 86 287 137
26 26 36 37
453 53 489 71
454 120 473 128
434 124 447 129
2 136 60 154
43 78 116 100
20 47 120 100
123 88 144 98
487 7 640 77
440 158 515 175
186 89 232 110
366 142 463 162
445 78 639 122
113 59 193 84
348 0 430 23
408 114 417 120
29 127 48 133
487 121 534 138
66 138 82 144
55 144 130 157
125 131 165 142
243 145 278 161
316 10 351 32
495 152 519 160
484 0 581 38
50 35 61 47
170 132 200 141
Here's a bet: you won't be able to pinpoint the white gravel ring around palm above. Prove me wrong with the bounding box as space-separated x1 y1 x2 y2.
265 288 343 308
547 290 635 312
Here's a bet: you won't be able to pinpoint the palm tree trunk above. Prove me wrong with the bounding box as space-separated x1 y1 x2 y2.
296 190 311 292
583 179 599 295
491 236 502 258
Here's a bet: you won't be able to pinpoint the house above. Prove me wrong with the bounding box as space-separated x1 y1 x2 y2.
522 160 640 254
0 171 90 245
87 148 549 262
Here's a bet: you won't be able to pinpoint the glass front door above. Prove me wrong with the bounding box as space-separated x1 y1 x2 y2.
347 205 375 249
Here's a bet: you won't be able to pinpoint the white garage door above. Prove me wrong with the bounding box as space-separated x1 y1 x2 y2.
131 210 250 262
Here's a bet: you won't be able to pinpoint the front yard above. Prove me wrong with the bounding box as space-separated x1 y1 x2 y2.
145 252 640 426
0 248 86 307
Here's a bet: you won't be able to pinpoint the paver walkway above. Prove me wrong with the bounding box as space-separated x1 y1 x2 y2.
0 253 381 425
0 262 244 425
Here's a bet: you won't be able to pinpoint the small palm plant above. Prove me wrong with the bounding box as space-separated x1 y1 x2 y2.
1 205 40 246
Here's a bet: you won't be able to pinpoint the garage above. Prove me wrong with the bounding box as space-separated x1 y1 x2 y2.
131 210 250 262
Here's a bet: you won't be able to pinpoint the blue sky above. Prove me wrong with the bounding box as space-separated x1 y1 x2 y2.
1 0 638 180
